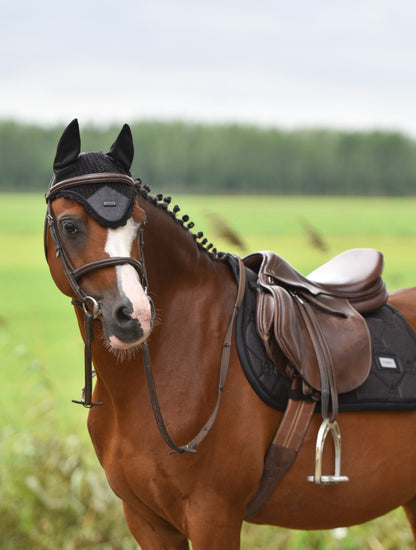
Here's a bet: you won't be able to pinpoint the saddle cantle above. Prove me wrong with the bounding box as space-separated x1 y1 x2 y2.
243 248 388 420
307 248 387 313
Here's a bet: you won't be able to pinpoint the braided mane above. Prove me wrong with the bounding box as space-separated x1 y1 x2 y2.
136 180 228 261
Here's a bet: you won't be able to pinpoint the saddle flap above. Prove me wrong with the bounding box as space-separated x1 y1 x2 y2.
267 285 372 394
256 288 298 380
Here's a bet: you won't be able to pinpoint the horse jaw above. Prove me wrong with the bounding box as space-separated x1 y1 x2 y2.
104 219 153 350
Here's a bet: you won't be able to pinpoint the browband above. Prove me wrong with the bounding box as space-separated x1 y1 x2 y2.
45 172 136 201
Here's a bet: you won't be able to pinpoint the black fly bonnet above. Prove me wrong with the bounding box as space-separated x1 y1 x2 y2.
46 119 137 228
45 120 147 408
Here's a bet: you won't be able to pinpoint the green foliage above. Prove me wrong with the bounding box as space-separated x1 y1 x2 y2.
1 120 416 194
0 405 138 550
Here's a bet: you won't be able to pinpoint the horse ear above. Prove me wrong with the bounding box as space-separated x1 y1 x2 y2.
107 124 134 172
53 119 81 172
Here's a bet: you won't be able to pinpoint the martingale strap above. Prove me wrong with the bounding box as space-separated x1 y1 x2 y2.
142 256 247 454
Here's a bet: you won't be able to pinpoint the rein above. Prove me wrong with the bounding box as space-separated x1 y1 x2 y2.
142 257 246 454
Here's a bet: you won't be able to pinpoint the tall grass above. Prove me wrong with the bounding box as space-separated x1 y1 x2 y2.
0 404 138 550
1 193 416 548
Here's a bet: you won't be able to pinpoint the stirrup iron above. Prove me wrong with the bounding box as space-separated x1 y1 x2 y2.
307 419 349 485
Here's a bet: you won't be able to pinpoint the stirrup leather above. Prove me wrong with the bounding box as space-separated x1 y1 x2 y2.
307 419 349 485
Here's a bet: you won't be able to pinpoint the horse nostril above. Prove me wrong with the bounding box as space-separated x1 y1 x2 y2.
114 303 134 325
103 298 147 345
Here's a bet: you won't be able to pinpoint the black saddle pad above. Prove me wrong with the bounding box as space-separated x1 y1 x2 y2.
236 267 416 413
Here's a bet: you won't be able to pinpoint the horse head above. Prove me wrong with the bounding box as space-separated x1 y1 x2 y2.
45 119 154 350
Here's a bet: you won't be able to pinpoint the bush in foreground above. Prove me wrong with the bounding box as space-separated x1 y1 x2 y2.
0 409 138 550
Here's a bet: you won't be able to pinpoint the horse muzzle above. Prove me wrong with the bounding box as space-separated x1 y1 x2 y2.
101 295 155 350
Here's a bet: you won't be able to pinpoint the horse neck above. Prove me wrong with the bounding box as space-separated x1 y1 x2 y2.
87 194 237 406
139 194 228 294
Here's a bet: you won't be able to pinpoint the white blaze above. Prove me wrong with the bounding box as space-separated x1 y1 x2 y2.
104 218 152 346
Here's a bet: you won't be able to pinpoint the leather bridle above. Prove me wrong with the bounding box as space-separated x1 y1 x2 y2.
45 173 246 454
45 173 149 407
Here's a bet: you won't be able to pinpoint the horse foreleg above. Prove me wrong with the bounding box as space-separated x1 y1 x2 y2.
186 495 243 550
403 496 416 547
123 502 190 550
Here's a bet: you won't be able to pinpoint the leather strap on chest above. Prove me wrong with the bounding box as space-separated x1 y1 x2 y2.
142 256 246 454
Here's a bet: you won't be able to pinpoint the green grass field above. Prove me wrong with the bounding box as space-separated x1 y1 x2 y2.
1 192 416 549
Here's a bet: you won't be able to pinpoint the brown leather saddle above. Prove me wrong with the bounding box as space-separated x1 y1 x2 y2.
244 248 388 420
244 248 389 516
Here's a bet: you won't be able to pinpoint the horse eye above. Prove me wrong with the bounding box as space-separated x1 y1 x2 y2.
62 221 78 235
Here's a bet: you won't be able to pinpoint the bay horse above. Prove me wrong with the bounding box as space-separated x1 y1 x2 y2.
45 120 416 549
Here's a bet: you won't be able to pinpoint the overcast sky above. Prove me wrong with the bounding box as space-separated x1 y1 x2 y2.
2 0 416 136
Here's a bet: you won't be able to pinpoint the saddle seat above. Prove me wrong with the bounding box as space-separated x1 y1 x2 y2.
243 248 388 420
307 248 387 312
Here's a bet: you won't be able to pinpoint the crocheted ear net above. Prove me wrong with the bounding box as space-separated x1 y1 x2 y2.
50 152 136 228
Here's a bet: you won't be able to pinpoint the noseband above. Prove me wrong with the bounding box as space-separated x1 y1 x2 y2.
45 173 149 407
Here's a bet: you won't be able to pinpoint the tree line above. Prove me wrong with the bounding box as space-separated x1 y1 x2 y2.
1 119 416 195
